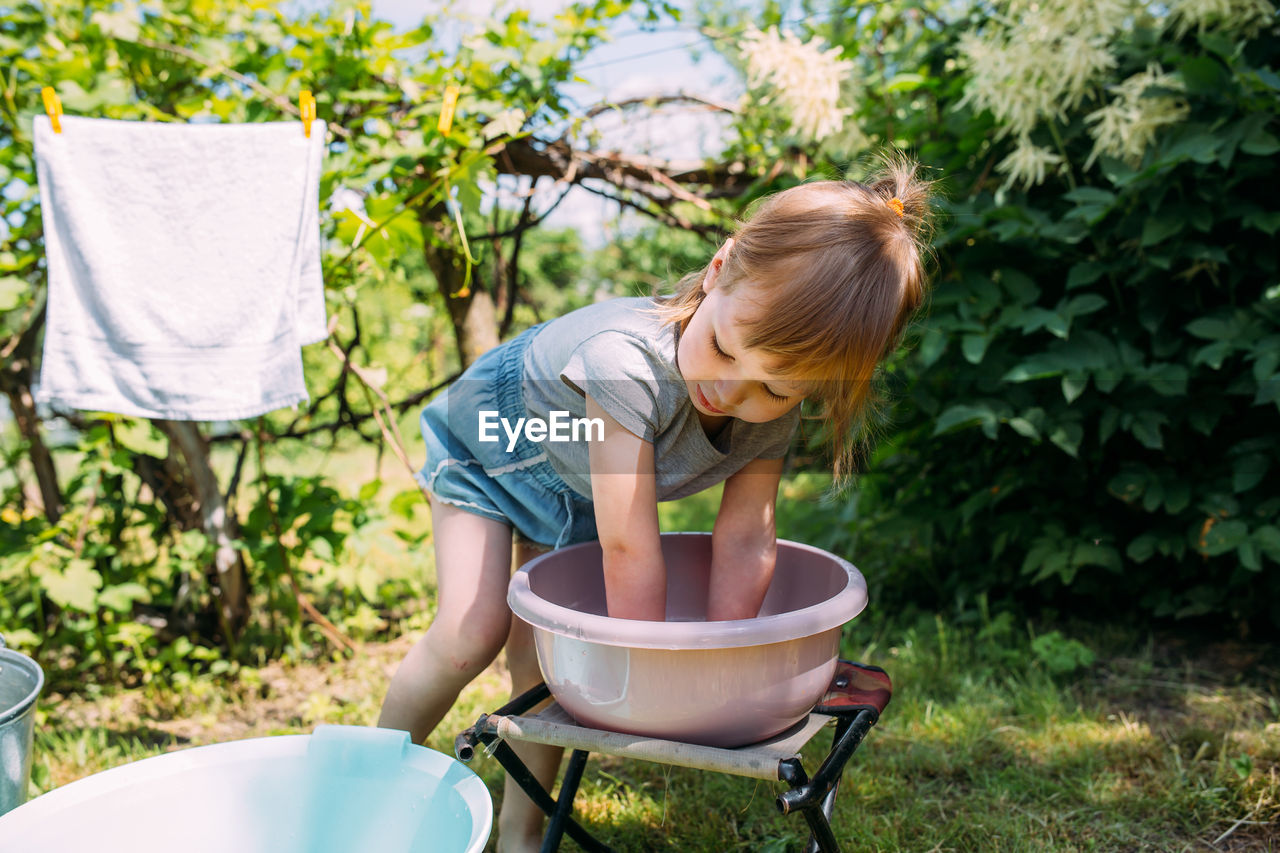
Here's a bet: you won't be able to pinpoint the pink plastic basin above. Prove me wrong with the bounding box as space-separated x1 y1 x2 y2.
507 533 867 747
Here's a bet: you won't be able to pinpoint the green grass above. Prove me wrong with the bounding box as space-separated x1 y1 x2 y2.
32 612 1277 851
21 442 1280 851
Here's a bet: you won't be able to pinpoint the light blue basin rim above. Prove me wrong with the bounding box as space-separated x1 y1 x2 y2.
0 725 492 853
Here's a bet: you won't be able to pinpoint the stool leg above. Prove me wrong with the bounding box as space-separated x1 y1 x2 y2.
805 717 853 853
541 749 590 853
488 740 613 853
783 764 841 853
799 804 842 853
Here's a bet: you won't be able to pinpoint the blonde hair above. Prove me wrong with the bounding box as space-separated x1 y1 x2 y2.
654 154 935 483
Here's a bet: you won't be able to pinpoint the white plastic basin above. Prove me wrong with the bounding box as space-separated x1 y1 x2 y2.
0 725 492 853
508 533 868 747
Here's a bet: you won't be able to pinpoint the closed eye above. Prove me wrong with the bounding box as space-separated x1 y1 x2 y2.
710 332 732 360
762 385 789 403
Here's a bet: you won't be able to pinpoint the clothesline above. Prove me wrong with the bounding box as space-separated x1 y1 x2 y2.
39 86 319 138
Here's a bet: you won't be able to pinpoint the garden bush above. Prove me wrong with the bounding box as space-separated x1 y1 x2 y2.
735 1 1280 631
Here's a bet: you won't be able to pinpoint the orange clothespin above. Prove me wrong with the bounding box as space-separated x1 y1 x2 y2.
299 90 316 138
42 86 63 134
438 85 460 135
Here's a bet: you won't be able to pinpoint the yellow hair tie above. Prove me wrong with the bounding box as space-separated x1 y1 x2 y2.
887 197 905 218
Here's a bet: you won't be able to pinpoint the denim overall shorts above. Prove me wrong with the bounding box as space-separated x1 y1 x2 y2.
415 324 598 549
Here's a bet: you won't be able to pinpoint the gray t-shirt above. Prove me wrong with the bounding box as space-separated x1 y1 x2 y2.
521 296 799 501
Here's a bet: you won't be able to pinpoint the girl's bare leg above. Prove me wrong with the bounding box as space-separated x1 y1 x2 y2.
378 497 514 743
496 538 566 853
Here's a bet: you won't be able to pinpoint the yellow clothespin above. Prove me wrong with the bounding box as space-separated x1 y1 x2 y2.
42 86 63 134
438 85 460 136
299 90 316 138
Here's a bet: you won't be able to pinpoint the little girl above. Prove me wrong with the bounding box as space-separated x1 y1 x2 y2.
379 157 933 851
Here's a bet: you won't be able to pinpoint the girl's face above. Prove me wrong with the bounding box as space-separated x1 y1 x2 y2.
676 240 807 424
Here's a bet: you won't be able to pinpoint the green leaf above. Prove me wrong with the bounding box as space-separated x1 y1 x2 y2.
1072 542 1121 572
1007 417 1040 439
1193 340 1233 369
1243 209 1280 235
1062 187 1116 206
1000 268 1040 304
1061 374 1088 403
1002 355 1065 382
310 537 334 562
1024 546 1070 582
1095 374 1121 394
1141 363 1189 396
1201 520 1247 557
1241 127 1280 156
1186 316 1234 340
1188 407 1221 435
358 479 383 502
1255 67 1280 90
1141 215 1183 246
389 489 422 520
1164 481 1191 514
1066 294 1107 317
1141 478 1166 512
1108 467 1146 503
933 403 997 436
1129 411 1166 449
1233 454 1270 493
885 73 926 93
339 88 399 103
1254 377 1280 407
1178 56 1227 93
482 107 526 140
1048 422 1083 457
1161 126 1220 164
1017 307 1057 336
0 629 39 650
1127 533 1157 563
961 333 990 365
1254 525 1280 561
42 558 103 612
917 327 947 368
0 276 26 311
1031 631 1095 674
1238 541 1262 572
1253 348 1280 384
1066 262 1106 290
1099 407 1121 445
98 582 151 612
356 565 382 602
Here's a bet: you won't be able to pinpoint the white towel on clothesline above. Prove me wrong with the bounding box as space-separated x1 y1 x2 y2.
33 114 327 421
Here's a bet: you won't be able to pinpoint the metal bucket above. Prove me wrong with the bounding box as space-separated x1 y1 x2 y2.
0 635 44 817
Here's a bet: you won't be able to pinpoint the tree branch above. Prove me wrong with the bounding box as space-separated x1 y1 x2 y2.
496 135 755 196
583 92 739 119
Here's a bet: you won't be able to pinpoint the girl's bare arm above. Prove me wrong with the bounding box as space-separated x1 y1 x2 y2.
585 395 666 620
708 456 784 620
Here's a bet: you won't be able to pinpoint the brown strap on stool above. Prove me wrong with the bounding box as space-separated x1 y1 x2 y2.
813 660 892 720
